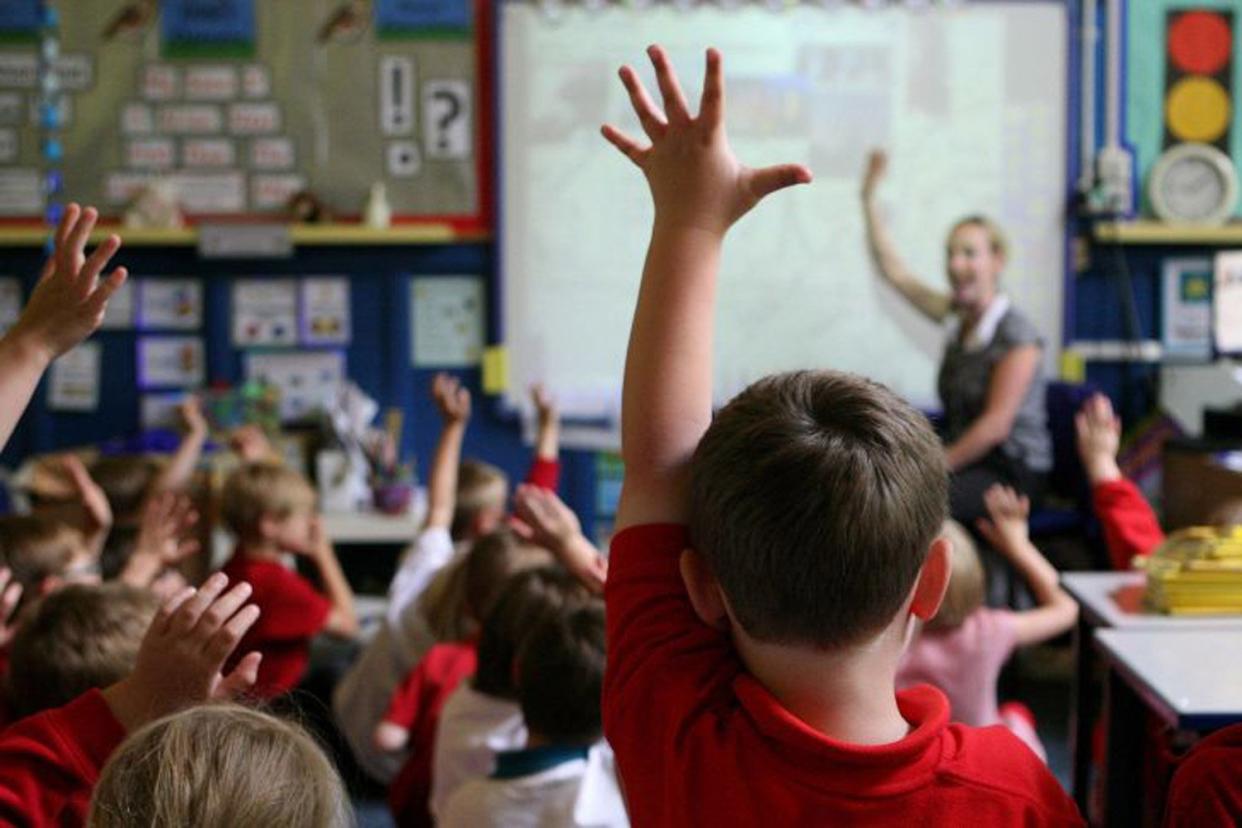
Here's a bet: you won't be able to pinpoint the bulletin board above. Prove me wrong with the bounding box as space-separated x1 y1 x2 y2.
0 0 485 225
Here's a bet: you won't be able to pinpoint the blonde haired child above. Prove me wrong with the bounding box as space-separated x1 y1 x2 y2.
898 488 1079 760
88 704 350 828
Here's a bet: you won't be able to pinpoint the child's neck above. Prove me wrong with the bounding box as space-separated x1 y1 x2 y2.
735 621 911 746
236 537 284 561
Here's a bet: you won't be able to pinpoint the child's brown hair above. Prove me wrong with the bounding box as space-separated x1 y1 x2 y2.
219 462 316 540
925 520 985 631
689 370 948 648
89 704 350 828
89 455 157 522
0 514 86 593
6 582 158 718
451 459 509 540
517 600 606 746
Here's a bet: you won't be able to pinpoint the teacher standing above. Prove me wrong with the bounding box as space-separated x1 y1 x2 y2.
860 150 1051 525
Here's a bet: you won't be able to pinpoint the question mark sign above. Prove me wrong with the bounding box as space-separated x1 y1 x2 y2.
433 89 460 152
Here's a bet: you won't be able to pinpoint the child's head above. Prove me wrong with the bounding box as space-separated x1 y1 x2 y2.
924 520 984 632
516 601 606 747
89 455 157 524
474 565 592 699
6 582 158 718
0 514 95 599
452 460 509 540
688 370 949 650
89 704 350 828
220 462 316 549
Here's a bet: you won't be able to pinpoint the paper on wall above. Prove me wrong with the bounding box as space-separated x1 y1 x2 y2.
49 342 101 411
233 278 298 346
300 277 351 345
137 336 205 388
250 174 304 210
185 65 239 101
1215 252 1242 355
411 276 484 366
1162 258 1213 360
0 93 22 125
0 129 15 163
100 278 136 329
182 138 236 168
0 168 41 215
423 80 472 160
245 350 345 421
138 278 202 329
140 392 187 429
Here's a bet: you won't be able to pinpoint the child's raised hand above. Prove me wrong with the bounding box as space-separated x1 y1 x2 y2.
976 484 1031 555
513 484 608 592
177 395 208 438
123 492 201 588
228 424 275 464
531 383 557 427
61 454 113 532
431 372 471 425
102 573 262 732
860 149 888 202
0 568 22 650
1075 393 1122 484
8 204 127 362
601 46 811 237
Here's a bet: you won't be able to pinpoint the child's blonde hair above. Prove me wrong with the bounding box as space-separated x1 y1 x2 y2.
220 462 316 540
89 704 351 828
926 519 985 631
0 514 86 593
7 583 158 718
451 460 509 540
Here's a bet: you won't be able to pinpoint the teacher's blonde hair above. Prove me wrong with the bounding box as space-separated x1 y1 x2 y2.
950 214 1009 260
89 704 352 828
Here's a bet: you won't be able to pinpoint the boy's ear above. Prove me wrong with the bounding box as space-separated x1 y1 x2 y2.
679 548 729 631
909 535 951 621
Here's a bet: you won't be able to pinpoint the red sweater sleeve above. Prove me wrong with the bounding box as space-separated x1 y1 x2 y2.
0 689 126 827
524 458 560 492
383 662 428 729
1093 479 1166 570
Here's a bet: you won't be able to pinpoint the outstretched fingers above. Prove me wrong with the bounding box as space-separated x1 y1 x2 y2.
600 123 647 166
646 45 691 124
698 48 724 128
746 163 814 203
618 64 666 140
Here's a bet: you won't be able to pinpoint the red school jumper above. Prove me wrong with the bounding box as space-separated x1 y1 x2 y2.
0 689 126 827
603 524 1085 827
1163 724 1242 827
385 640 479 828
1093 478 1166 570
220 553 332 699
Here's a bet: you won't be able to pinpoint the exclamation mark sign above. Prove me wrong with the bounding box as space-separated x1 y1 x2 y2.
380 56 414 136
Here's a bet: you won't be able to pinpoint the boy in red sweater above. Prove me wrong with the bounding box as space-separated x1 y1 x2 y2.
600 46 1083 826
219 462 358 698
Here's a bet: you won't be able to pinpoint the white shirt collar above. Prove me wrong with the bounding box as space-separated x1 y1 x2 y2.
951 294 1010 353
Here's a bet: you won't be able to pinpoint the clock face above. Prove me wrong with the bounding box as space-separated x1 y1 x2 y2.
1164 156 1226 221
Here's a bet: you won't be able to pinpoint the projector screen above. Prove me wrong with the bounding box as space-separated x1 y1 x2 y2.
500 2 1066 433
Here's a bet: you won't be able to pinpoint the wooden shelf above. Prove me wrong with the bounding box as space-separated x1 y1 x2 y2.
0 223 490 247
1093 220 1242 245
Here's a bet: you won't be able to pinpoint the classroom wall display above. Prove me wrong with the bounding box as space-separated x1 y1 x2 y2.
299 276 351 346
1214 250 1242 356
1161 258 1214 361
137 335 205 388
499 1 1067 420
0 0 482 222
99 278 136 329
48 342 101 412
137 277 202 329
411 275 484 367
1128 1 1241 219
232 278 298 346
244 349 345 421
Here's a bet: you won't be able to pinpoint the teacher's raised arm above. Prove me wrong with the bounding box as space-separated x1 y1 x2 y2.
860 150 1051 528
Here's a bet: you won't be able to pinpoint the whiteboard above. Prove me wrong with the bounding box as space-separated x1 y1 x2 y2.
500 2 1066 426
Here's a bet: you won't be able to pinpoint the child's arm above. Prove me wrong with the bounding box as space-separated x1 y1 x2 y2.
0 205 127 454
304 516 359 638
61 454 113 559
525 384 561 491
373 667 424 753
119 492 200 589
976 485 1078 647
602 46 811 528
513 484 606 594
152 396 209 495
424 373 470 531
1076 393 1165 568
859 150 951 324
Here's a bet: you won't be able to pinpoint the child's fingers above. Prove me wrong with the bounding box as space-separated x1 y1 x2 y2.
195 581 254 641
79 234 121 291
171 537 201 563
86 267 128 314
206 604 261 666
217 650 263 699
53 203 80 252
698 48 724 128
601 124 646 166
0 578 22 622
156 585 199 632
618 65 666 139
646 45 691 124
746 163 813 202
64 206 99 268
172 572 229 633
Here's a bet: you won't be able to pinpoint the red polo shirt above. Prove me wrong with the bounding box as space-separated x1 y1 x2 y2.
1093 478 1166 570
604 524 1084 826
1164 724 1242 827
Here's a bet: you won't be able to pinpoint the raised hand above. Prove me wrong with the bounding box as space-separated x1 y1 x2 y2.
601 46 811 237
102 573 262 732
432 373 471 425
975 484 1031 557
513 484 607 592
860 149 888 202
228 425 276 464
177 395 209 438
122 492 201 588
1075 393 1122 484
531 383 557 428
9 204 127 361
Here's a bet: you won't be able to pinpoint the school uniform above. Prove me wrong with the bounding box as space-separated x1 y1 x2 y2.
1093 477 1166 570
0 689 124 826
604 524 1085 826
1163 724 1242 827
430 683 527 817
220 552 331 699
385 641 478 828
439 742 628 828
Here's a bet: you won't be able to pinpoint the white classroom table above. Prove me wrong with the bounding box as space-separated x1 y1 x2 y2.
1094 628 1242 827
1062 571 1242 811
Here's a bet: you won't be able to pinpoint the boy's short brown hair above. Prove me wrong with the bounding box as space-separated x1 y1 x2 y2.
0 514 85 591
6 582 158 718
689 370 948 649
452 460 509 539
926 520 984 631
517 601 606 746
90 455 157 522
219 462 315 540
